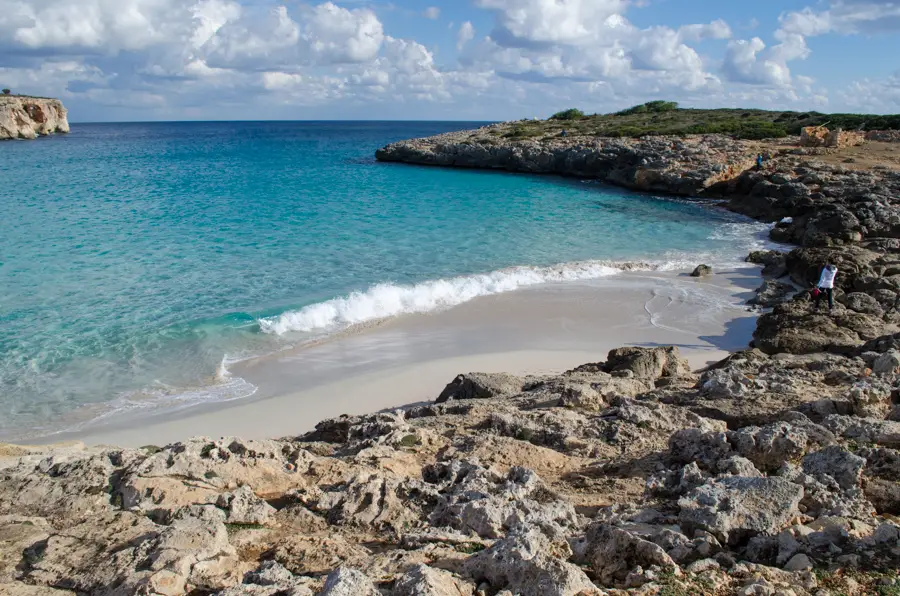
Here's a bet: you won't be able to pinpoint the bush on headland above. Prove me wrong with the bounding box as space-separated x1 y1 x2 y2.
510 102 900 140
549 108 586 121
616 100 680 116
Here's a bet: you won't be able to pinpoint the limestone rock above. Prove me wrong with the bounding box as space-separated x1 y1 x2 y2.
0 96 69 140
393 564 475 596
574 523 678 586
461 529 599 596
605 346 691 380
318 567 379 596
436 373 525 403
215 485 276 525
678 477 804 545
801 446 866 492
749 279 794 307
873 350 900 374
783 553 813 571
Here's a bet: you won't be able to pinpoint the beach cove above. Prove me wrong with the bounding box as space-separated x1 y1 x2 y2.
3 112 900 595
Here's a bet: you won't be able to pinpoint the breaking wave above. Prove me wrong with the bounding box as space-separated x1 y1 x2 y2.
258 260 657 336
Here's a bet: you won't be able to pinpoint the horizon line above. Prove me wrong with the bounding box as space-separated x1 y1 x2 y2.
68 118 499 125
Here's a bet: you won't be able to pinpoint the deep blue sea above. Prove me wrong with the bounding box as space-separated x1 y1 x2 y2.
0 121 769 439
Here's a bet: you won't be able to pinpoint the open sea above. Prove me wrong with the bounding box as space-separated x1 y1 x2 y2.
0 121 771 440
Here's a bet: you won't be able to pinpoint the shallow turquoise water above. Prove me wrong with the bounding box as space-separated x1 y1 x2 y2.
0 122 768 438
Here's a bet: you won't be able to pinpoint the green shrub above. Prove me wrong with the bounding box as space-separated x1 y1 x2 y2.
616 101 679 116
550 108 585 121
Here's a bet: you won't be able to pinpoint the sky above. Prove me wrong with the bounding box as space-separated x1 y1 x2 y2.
0 0 898 122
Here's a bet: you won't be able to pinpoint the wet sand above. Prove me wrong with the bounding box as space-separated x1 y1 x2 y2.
68 266 761 447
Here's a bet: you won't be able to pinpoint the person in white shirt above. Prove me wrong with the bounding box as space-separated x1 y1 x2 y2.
815 264 837 310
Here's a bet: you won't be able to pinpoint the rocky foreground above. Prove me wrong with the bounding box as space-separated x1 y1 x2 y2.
3 132 900 595
0 96 69 140
2 344 900 596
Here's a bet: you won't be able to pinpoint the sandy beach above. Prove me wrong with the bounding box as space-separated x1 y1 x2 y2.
68 266 762 447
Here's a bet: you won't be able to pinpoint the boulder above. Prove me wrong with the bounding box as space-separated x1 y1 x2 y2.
461 529 599 596
436 373 526 403
319 567 379 596
573 523 678 586
747 250 788 278
215 486 276 525
873 350 900 374
691 264 713 277
393 564 475 596
801 446 866 492
605 346 691 380
727 422 814 472
749 279 794 307
678 477 804 545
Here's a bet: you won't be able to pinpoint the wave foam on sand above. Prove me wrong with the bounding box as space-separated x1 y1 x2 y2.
258 260 657 336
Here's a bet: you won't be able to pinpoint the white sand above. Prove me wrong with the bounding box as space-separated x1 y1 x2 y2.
63 266 761 448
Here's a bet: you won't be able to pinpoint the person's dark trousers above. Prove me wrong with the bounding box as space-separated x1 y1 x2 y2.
815 288 834 310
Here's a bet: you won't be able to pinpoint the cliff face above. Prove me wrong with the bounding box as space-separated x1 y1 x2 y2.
0 96 70 140
376 126 757 196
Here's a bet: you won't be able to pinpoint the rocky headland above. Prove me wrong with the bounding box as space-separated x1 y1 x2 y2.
0 96 69 140
3 122 900 595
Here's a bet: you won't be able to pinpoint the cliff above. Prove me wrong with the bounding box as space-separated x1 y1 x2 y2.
376 127 757 196
0 96 69 140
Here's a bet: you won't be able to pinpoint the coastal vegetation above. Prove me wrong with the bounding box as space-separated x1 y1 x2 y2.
509 101 900 140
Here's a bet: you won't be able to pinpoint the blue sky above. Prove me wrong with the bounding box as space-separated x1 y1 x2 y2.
1 0 898 121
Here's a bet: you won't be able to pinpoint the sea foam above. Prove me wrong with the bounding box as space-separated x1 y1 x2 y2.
258 260 653 336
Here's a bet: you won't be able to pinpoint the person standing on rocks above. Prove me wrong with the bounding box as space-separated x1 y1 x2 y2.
814 264 838 310
756 154 764 171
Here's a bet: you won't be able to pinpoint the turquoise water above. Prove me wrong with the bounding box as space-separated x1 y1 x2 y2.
0 122 768 438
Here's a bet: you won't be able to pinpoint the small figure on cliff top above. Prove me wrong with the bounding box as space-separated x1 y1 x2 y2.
561 129 568 137
756 154 764 171
814 263 838 311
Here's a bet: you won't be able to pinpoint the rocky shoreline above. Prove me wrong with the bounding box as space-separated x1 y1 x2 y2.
3 129 900 595
0 96 69 140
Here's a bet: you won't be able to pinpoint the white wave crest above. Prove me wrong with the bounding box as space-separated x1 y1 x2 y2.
258 260 655 336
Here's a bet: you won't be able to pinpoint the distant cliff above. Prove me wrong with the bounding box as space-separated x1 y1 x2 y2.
0 96 69 140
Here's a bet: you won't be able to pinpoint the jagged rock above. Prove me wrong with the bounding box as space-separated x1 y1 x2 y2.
668 428 733 470
427 463 577 540
873 349 900 374
215 486 276 525
698 365 758 398
726 420 827 472
461 528 599 596
393 564 475 596
216 561 315 596
823 415 900 447
748 250 788 277
436 373 526 403
779 462 873 519
843 292 885 316
753 301 886 355
750 279 794 307
678 477 804 545
859 447 900 514
691 264 713 277
783 553 813 571
22 507 238 596
0 96 69 140
801 446 866 491
846 379 894 419
313 471 429 531
572 523 678 586
272 535 370 576
605 346 691 380
319 567 379 596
